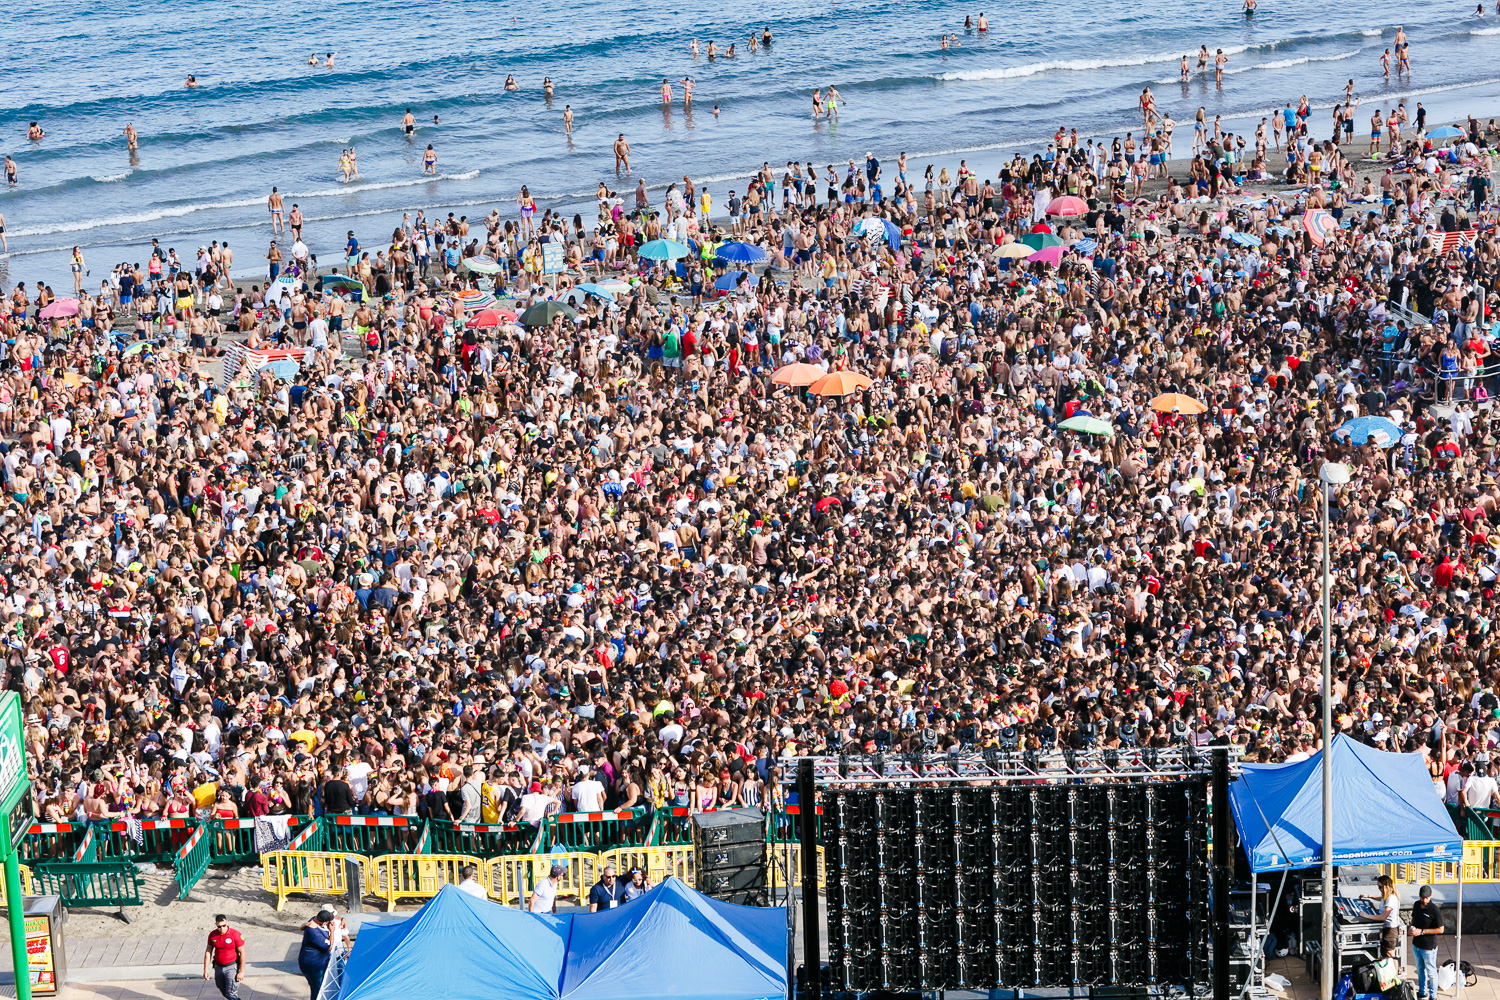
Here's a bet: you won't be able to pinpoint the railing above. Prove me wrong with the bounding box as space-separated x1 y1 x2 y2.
599 845 696 885
367 853 481 912
173 824 211 900
320 815 426 856
262 850 362 911
544 809 650 851
425 820 541 857
17 823 92 864
0 865 33 908
30 861 145 916
484 852 600 908
209 815 321 863
1381 841 1500 884
95 818 198 863
1447 804 1495 841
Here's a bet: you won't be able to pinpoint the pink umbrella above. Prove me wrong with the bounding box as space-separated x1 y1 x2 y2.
38 298 80 320
1302 209 1337 246
1046 195 1089 217
1027 245 1066 266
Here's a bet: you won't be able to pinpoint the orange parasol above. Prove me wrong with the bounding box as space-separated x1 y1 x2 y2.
771 363 826 387
808 370 873 397
1149 393 1207 415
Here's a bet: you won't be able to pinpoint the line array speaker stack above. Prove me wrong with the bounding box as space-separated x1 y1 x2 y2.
693 806 768 906
823 782 1210 992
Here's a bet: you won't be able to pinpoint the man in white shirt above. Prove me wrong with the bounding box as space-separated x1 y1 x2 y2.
1462 757 1498 810
456 864 487 900
572 767 606 813
529 863 565 913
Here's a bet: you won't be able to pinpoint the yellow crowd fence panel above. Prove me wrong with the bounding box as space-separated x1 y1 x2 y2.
1381 841 1500 885
768 843 826 891
485 853 599 908
262 851 363 911
0 865 33 909
599 846 696 886
367 854 484 912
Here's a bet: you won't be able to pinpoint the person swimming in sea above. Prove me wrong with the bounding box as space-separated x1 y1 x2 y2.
402 109 416 134
1243 0 1256 15
504 75 520 91
308 53 320 66
185 75 199 88
544 77 555 97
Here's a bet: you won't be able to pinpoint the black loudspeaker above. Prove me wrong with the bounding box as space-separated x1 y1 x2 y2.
693 807 767 906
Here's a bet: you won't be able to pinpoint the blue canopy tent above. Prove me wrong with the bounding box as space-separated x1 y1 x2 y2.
562 878 787 1000
1228 735 1464 990
1228 734 1459 872
331 879 786 1000
336 886 568 1000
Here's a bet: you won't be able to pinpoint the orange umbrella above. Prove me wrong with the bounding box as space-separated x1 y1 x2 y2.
771 363 826 386
1149 392 1207 415
808 370 873 397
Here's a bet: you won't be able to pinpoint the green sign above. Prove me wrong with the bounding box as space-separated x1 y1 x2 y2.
0 693 25 815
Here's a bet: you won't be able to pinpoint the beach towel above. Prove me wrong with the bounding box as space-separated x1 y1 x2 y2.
125 817 144 848
255 815 293 854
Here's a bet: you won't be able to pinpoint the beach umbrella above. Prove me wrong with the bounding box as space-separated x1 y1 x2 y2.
460 256 505 274
997 242 1035 259
1027 245 1066 266
881 219 902 248
321 275 364 294
1268 225 1295 237
466 308 518 329
854 218 886 240
1228 232 1262 248
573 283 616 302
715 241 769 264
1071 238 1098 256
1302 209 1338 246
638 239 691 261
1337 415 1402 448
1046 195 1089 217
1426 125 1464 140
121 341 152 356
1149 392 1207 415
1021 232 1065 252
715 270 753 291
258 359 300 381
38 299 80 320
771 363 825 386
1058 414 1115 437
808 370 873 397
519 301 577 327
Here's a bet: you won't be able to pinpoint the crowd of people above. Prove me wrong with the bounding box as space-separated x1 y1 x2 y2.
1 97 1500 852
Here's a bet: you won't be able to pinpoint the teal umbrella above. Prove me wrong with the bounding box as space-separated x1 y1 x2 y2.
637 239 691 261
1058 414 1114 437
1021 232 1065 251
321 275 365 293
519 301 578 327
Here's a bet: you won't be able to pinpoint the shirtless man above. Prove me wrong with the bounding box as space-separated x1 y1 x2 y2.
825 85 845 120
614 134 631 173
402 109 416 135
3 156 14 188
563 105 574 133
268 187 285 235
308 53 321 66
289 204 304 239
976 12 988 31
123 122 138 151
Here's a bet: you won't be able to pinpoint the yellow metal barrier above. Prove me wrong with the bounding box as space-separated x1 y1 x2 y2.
768 843 826 890
0 865 33 908
485 853 598 908
1381 841 1500 885
261 851 361 911
600 846 696 885
368 854 484 912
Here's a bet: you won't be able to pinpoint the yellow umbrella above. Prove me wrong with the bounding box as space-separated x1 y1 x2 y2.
771 363 826 387
1149 392 1207 415
808 370 874 397
997 242 1034 258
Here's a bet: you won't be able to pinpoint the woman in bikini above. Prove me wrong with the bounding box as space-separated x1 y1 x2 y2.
517 185 537 237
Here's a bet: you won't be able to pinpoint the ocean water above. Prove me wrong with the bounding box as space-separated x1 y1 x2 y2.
4 0 1500 291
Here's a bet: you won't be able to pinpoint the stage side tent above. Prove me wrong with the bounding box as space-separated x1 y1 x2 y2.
338 885 569 1000
561 878 788 1000
1228 734 1461 872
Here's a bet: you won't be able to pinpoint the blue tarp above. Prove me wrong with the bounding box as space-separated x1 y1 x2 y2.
1228 734 1462 872
337 879 786 1000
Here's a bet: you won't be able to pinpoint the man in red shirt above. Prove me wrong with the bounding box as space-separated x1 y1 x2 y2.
204 914 246 1000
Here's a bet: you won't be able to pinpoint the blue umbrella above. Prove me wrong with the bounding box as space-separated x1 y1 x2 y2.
574 283 616 302
1426 125 1465 140
714 270 752 291
1228 232 1262 248
1337 415 1402 448
881 219 902 249
715 241 768 264
638 239 691 261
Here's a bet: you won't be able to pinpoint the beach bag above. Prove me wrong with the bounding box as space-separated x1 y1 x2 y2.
1372 958 1400 992
1383 981 1416 1000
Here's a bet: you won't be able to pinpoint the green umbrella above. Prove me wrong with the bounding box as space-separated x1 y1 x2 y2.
1021 232 1066 251
321 275 365 293
461 257 505 275
1057 415 1114 437
519 301 578 327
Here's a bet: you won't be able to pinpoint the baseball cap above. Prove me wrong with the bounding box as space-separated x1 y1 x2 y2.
1419 885 1433 899
549 863 566 876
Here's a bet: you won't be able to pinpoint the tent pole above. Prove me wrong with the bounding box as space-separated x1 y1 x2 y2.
1320 477 1335 1000
1455 863 1464 1000
1251 877 1259 991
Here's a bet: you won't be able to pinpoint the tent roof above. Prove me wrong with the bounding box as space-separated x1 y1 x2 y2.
1228 734 1462 872
340 886 569 1000
561 878 787 1000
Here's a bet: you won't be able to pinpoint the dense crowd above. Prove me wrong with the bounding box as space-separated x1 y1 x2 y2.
3 104 1500 836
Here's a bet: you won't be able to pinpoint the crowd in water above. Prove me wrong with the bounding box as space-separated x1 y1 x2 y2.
3 95 1500 839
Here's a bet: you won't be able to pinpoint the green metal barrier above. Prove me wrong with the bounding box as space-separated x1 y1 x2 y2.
173 825 211 900
71 824 97 863
30 862 145 919
1448 803 1495 840
319 815 427 856
208 816 321 863
425 820 539 856
767 804 821 844
545 808 650 851
93 818 199 863
651 808 695 846
18 823 92 864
